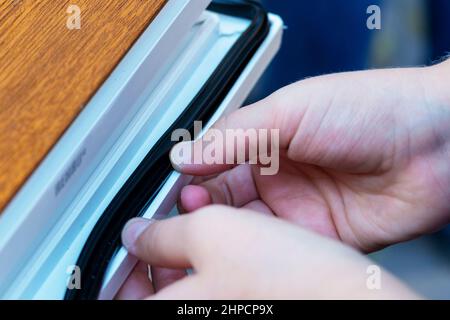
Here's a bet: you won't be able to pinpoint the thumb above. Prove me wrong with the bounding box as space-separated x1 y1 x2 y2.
170 93 294 176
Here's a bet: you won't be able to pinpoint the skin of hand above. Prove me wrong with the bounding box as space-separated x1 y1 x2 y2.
117 60 450 299
173 60 450 252
118 207 419 299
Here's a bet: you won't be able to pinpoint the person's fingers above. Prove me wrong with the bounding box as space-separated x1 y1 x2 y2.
177 175 219 214
122 217 193 269
170 93 292 176
115 262 153 300
122 206 247 272
242 200 273 215
170 71 404 176
149 275 209 300
151 267 187 292
179 185 212 213
179 164 259 211
191 174 219 185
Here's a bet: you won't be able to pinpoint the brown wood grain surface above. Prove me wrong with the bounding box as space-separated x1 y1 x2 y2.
0 0 166 212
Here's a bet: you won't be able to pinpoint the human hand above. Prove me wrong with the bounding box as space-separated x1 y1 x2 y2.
172 61 450 252
117 206 419 299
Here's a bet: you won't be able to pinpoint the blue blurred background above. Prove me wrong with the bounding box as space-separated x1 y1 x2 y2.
248 0 450 299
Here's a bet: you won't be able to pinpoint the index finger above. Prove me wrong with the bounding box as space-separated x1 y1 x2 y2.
121 217 194 269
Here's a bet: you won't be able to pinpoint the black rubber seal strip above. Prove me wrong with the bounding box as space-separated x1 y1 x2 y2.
65 0 269 300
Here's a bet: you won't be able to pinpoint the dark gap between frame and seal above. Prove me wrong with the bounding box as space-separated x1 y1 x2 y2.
65 0 270 300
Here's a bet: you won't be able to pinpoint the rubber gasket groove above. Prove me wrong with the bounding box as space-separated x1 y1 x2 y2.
65 0 269 300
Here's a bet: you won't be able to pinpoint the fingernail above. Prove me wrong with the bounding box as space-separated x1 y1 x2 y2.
170 141 193 170
122 218 152 254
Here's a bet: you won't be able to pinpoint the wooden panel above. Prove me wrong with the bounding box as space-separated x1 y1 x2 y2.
0 0 166 212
